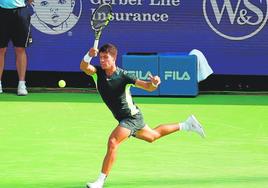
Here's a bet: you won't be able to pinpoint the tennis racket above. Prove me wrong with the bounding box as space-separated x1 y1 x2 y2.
87 3 112 64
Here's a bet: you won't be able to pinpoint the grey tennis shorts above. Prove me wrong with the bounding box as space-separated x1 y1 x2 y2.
119 113 146 137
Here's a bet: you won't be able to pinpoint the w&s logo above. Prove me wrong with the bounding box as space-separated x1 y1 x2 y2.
203 0 268 40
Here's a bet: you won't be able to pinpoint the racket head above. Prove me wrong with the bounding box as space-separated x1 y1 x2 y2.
91 3 112 31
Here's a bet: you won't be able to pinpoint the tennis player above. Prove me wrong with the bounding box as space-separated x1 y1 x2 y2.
80 43 206 188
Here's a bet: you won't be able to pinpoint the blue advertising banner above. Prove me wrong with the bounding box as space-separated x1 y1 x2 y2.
4 0 268 75
122 54 159 96
159 54 198 96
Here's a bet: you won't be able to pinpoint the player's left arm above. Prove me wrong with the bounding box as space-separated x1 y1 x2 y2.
135 75 161 92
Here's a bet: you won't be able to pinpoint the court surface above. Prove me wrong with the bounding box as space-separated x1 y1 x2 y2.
0 93 267 188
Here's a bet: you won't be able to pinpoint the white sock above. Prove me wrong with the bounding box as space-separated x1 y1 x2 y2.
179 122 189 131
96 172 106 183
18 81 26 87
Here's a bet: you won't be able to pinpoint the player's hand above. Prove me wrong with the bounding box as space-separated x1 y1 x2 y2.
148 74 161 87
89 48 99 57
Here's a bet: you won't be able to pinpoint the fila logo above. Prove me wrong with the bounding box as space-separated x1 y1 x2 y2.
164 71 191 81
127 70 153 80
203 0 268 40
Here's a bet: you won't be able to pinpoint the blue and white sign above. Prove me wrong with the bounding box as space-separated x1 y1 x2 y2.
159 55 198 96
4 0 268 76
122 55 159 96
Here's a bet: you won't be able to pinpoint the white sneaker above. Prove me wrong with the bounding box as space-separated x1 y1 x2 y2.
0 84 2 93
86 181 104 188
17 84 28 96
185 115 206 138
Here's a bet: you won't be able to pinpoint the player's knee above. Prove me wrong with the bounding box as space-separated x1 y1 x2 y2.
14 48 26 57
0 48 7 55
146 137 155 143
145 135 157 143
108 138 118 151
143 132 160 143
15 47 25 53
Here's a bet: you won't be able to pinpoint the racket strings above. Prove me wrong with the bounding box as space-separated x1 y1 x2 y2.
92 5 112 30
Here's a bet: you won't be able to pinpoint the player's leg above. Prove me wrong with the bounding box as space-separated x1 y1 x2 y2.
87 126 131 188
0 8 10 93
0 48 6 93
0 48 6 79
15 46 28 89
101 126 130 175
135 115 205 142
13 6 31 96
15 47 27 81
135 123 180 143
15 46 28 96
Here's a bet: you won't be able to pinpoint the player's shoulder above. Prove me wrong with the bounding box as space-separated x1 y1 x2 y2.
117 67 128 75
116 67 124 72
117 67 137 82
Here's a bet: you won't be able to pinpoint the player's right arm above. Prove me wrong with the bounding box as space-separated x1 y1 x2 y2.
80 48 98 75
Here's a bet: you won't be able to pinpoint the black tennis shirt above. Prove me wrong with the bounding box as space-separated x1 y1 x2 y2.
91 66 140 121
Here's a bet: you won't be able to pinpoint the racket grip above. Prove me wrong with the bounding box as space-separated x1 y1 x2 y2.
93 39 99 49
84 39 100 64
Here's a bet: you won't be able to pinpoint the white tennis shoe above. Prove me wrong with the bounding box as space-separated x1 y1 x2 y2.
86 181 104 188
185 115 206 138
0 83 2 93
17 83 28 96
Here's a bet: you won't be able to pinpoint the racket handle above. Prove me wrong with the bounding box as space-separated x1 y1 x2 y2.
84 39 100 64
93 39 99 49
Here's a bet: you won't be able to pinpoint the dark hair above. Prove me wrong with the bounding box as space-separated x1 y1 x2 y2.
99 43 118 58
